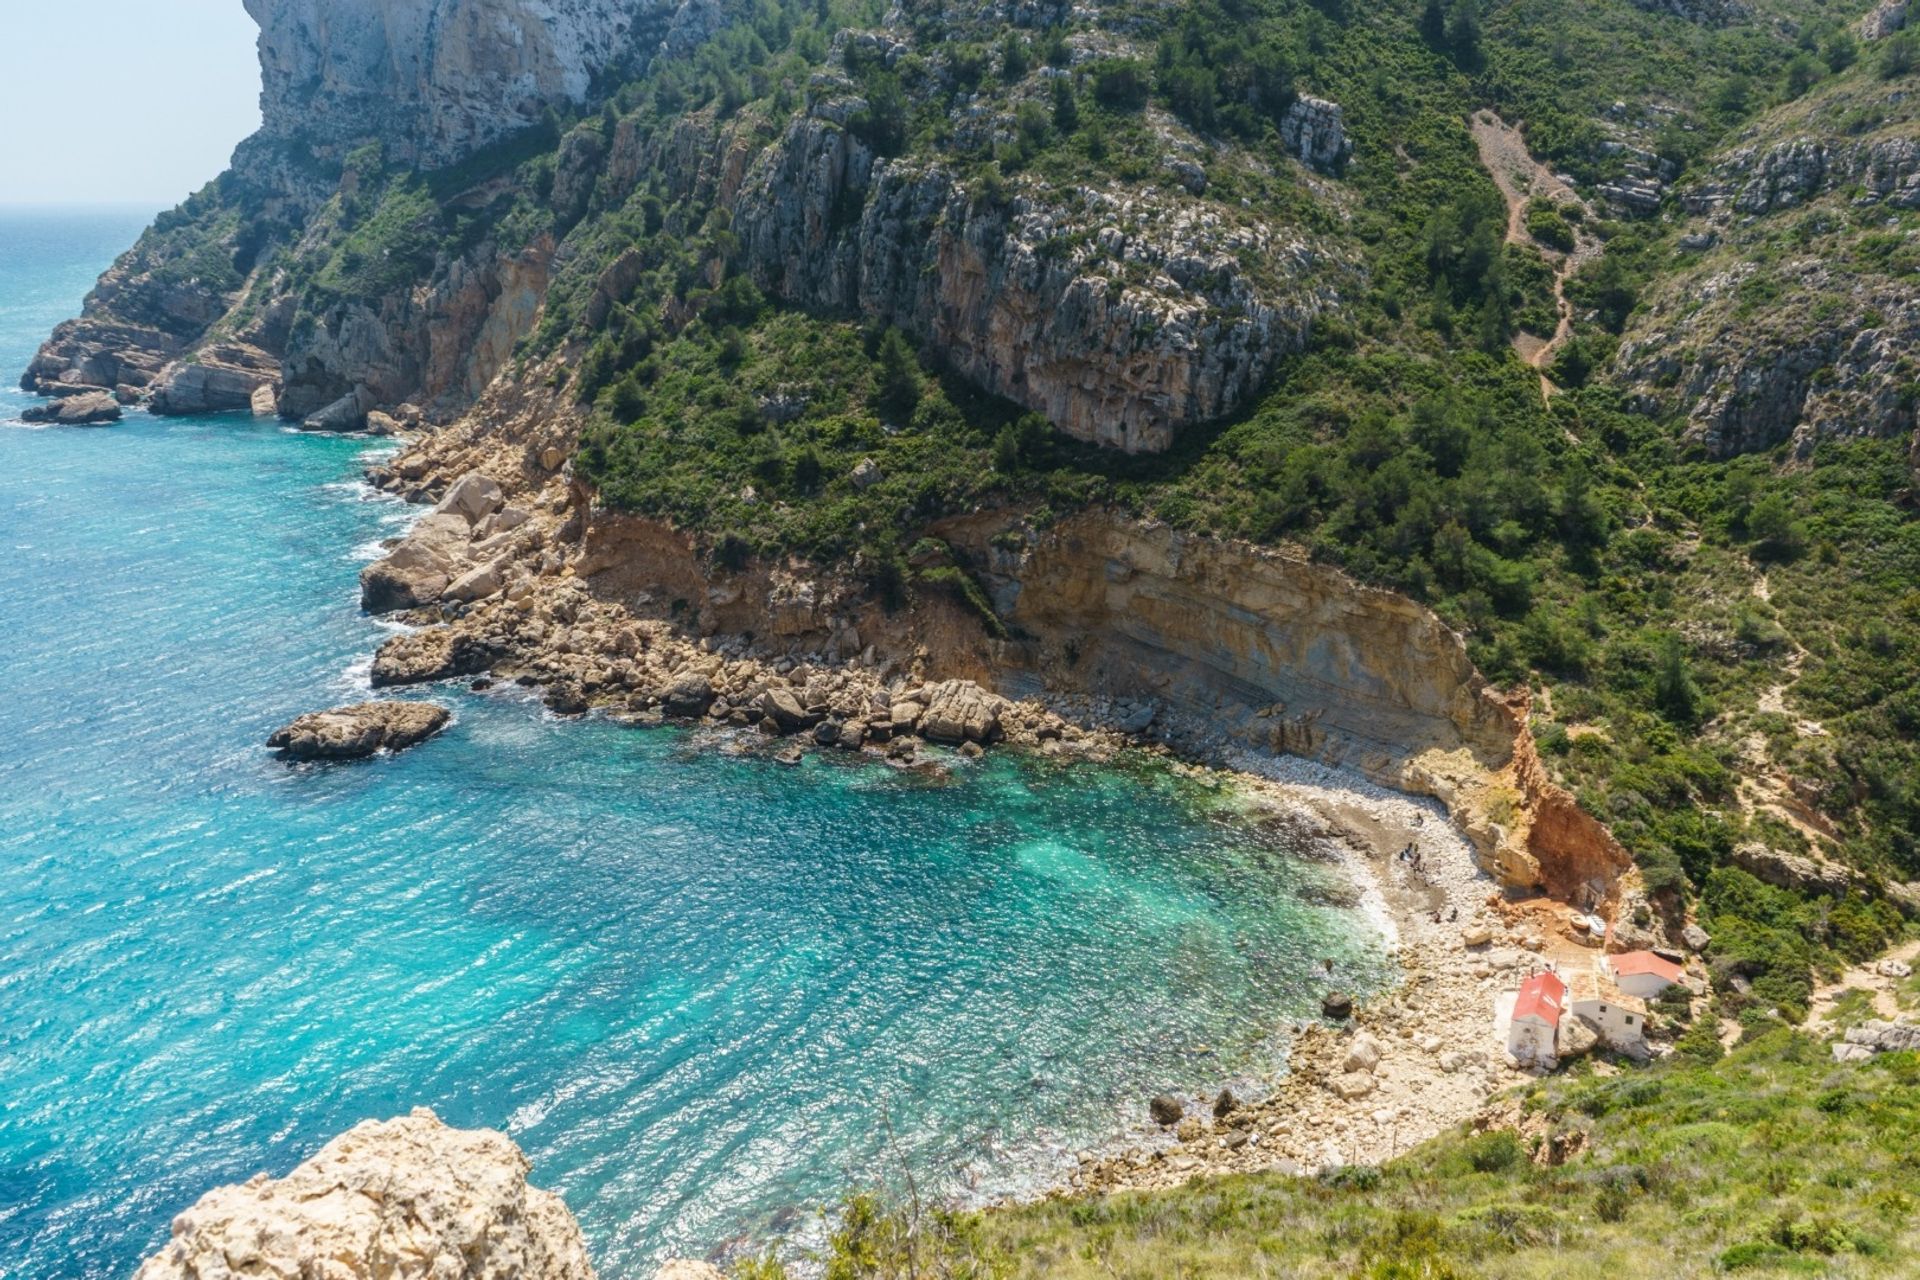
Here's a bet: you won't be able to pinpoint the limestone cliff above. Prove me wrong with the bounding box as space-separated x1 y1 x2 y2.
245 0 663 169
132 1108 595 1280
724 91 1350 451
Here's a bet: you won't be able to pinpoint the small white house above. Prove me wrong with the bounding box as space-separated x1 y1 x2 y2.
1569 970 1648 1054
1507 970 1566 1064
1604 950 1686 1001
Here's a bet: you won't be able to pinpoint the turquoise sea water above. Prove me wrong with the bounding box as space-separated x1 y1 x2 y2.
0 209 1389 1278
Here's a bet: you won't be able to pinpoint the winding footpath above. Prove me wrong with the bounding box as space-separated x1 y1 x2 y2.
1470 110 1603 402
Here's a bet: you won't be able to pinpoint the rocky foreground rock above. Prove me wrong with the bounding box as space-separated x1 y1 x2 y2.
267 702 451 760
133 1108 595 1280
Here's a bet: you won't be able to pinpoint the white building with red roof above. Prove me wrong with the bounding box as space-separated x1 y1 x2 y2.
1604 950 1686 1000
1506 970 1566 1064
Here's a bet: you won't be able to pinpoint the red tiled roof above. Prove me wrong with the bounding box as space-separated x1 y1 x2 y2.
1513 971 1566 1027
1610 951 1684 984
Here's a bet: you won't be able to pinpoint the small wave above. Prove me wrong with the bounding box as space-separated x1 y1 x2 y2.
335 653 374 693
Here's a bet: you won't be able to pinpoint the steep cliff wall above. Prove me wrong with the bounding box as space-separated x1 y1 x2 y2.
246 0 662 168
727 104 1350 452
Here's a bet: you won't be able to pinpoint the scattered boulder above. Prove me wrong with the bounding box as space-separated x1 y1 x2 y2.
850 457 883 489
1322 991 1353 1020
267 702 450 761
1149 1094 1184 1126
1342 1033 1383 1075
131 1108 594 1280
445 560 506 603
1557 1015 1601 1060
544 681 590 715
1331 1072 1376 1101
1212 1088 1239 1118
661 674 715 718
1682 923 1712 953
1460 924 1494 948
1835 1019 1920 1062
1877 958 1913 979
250 383 279 416
436 471 506 526
759 686 813 731
21 391 121 425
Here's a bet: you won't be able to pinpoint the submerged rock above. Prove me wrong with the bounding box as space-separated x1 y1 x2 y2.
132 1108 594 1280
267 702 450 760
1149 1094 1184 1126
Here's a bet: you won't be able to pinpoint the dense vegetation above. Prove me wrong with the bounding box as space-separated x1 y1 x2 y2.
734 1032 1920 1277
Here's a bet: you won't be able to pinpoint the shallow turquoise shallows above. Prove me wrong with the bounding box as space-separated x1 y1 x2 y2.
0 209 1389 1278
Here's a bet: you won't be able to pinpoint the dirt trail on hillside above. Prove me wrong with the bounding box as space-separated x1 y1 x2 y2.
1470 110 1602 400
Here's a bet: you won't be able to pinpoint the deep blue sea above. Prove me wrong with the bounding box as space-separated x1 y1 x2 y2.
0 208 1389 1278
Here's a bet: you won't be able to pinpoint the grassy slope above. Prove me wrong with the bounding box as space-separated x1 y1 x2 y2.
776 1035 1920 1278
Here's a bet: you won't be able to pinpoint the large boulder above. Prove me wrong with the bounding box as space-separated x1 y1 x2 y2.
661 673 715 718
267 702 451 760
133 1108 594 1280
436 471 507 526
360 512 474 613
20 390 120 425
918 680 1007 744
300 385 374 432
371 627 500 687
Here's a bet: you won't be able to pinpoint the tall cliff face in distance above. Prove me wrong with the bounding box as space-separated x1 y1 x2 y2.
244 0 656 169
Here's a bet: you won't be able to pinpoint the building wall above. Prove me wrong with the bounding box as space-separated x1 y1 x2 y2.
1573 998 1646 1048
1508 1016 1557 1062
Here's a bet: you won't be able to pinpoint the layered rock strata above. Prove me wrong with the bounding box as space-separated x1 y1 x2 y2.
132 1108 595 1280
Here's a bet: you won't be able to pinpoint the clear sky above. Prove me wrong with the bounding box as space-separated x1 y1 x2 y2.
0 0 262 207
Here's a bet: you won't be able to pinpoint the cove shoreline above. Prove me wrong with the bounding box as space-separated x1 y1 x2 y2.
330 428 1547 1229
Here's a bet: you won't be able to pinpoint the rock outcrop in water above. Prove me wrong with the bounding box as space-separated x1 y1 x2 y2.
132 1108 595 1280
267 701 452 759
19 391 121 426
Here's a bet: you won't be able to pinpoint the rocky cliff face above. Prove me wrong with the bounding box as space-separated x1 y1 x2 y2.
246 0 660 169
727 111 1346 451
1614 79 1920 460
133 1108 595 1280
